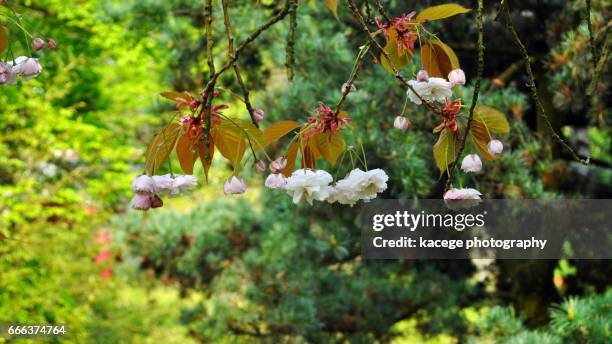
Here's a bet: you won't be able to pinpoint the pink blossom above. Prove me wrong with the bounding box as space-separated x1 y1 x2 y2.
19 58 42 80
416 70 429 82
101 268 113 279
255 160 266 174
253 108 265 123
224 176 247 195
443 188 482 210
265 173 287 189
47 38 57 50
269 157 287 174
461 154 483 173
488 140 503 156
32 38 46 51
393 116 410 131
132 175 156 194
448 69 466 86
130 193 151 211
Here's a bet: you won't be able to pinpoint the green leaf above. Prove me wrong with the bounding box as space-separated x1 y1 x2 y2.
473 106 510 133
433 128 459 173
421 39 459 78
263 120 300 146
315 132 345 166
416 4 471 22
323 0 339 18
0 26 7 54
145 123 181 175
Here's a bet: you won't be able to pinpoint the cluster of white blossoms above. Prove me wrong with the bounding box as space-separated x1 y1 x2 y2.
268 168 389 206
131 174 197 211
0 56 43 85
406 68 465 105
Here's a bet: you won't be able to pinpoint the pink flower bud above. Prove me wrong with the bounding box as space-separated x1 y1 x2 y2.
460 154 482 173
269 157 287 173
47 38 57 50
341 82 356 94
253 108 264 123
393 116 410 131
487 140 503 156
255 160 266 174
224 176 247 195
443 188 482 210
19 58 42 80
416 70 429 82
448 69 466 86
32 38 46 51
130 193 151 211
265 173 287 189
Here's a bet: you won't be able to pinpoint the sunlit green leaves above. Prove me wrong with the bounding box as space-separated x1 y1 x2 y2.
416 4 471 22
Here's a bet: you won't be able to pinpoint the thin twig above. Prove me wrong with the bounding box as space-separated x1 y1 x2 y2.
286 0 298 82
374 0 391 23
585 0 598 64
334 41 371 116
502 4 589 165
346 0 441 114
221 0 259 128
446 0 485 190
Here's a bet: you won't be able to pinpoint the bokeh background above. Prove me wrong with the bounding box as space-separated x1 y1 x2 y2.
0 0 610 342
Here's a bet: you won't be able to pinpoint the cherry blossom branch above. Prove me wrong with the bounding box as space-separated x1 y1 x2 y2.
221 0 259 128
346 0 441 114
202 0 215 165
285 0 298 82
502 3 590 165
445 0 484 190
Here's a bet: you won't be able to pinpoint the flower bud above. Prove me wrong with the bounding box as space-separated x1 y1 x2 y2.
460 154 482 173
487 140 503 156
47 38 57 50
255 160 266 174
341 82 356 94
448 69 466 86
32 38 46 51
224 176 247 195
416 70 429 82
265 173 287 189
269 157 287 173
393 116 410 131
253 108 264 123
